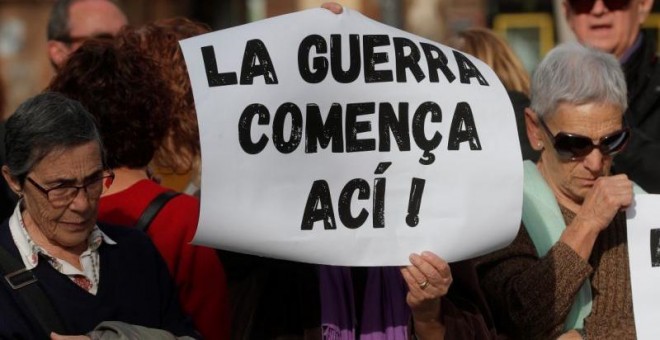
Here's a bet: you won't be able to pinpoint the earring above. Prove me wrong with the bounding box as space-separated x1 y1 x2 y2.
537 142 543 149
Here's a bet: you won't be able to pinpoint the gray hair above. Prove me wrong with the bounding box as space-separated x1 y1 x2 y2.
47 0 76 41
530 42 627 118
47 0 122 41
4 92 105 184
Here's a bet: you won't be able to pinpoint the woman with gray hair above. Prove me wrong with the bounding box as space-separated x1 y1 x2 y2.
0 92 198 338
476 42 637 339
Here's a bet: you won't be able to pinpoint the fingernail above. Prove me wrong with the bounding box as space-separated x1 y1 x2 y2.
409 253 420 264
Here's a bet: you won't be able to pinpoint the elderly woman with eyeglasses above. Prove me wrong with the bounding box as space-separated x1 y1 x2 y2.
475 42 640 339
0 92 198 338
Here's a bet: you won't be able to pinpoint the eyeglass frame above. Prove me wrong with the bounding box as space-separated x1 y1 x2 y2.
25 171 115 207
567 0 632 14
537 116 630 160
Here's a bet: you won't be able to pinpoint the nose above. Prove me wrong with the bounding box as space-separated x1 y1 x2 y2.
583 147 605 174
591 0 608 14
68 187 92 212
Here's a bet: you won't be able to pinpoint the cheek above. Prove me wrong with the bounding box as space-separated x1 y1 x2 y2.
26 199 63 233
570 17 589 35
552 161 580 188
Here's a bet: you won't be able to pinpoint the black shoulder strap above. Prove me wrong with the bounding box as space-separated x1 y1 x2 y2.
0 245 68 335
135 191 181 232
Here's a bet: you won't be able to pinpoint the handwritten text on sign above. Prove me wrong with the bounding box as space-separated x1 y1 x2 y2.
182 8 522 266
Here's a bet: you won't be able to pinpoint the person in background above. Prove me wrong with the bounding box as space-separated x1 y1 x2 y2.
0 76 15 221
221 3 504 340
47 0 127 69
448 28 538 161
477 42 637 339
49 38 230 340
116 18 209 194
563 0 660 193
0 92 198 339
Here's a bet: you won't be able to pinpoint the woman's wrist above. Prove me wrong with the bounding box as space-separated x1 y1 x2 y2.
412 318 445 340
411 300 445 340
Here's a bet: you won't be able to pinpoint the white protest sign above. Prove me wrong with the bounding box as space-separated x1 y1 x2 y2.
627 194 660 339
181 8 522 266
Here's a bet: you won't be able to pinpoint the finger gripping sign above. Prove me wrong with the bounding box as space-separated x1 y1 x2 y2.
181 8 522 266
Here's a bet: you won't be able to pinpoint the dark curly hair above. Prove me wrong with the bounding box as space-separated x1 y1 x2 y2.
48 38 172 169
116 18 210 175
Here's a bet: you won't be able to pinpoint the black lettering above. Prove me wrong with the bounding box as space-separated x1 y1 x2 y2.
298 35 328 83
301 180 336 230
453 50 488 86
338 179 370 229
406 178 426 227
272 103 303 154
331 34 361 83
363 35 393 83
240 39 279 85
201 45 238 87
346 103 376 152
305 103 344 153
412 101 443 152
448 102 482 150
238 104 269 154
420 43 455 83
373 162 390 229
379 102 411 152
393 37 425 83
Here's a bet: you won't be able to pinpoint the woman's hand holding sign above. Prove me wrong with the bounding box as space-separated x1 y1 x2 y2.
321 2 343 14
401 251 452 339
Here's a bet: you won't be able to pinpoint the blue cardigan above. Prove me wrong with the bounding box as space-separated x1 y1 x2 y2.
0 218 199 339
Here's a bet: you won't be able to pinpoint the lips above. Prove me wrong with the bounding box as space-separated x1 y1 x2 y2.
590 23 612 32
59 220 92 229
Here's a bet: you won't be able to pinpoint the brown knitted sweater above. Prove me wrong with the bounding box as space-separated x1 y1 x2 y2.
476 208 635 340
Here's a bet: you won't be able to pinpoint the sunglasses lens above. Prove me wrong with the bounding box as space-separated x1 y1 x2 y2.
554 134 594 159
600 129 630 154
604 0 631 10
569 0 596 13
569 0 630 13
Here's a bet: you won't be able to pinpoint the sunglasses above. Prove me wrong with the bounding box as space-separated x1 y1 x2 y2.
538 118 630 160
568 0 631 14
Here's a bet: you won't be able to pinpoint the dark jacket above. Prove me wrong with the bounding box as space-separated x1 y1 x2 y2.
0 220 199 339
614 33 660 193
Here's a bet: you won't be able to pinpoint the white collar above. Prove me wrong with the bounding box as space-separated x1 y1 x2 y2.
7 202 116 270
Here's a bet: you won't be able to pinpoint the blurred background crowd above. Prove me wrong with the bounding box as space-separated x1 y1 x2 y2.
2 0 660 121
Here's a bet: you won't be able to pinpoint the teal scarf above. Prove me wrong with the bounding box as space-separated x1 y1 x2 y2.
522 160 645 329
522 160 592 330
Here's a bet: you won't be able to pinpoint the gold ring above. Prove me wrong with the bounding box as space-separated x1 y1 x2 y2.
419 280 429 289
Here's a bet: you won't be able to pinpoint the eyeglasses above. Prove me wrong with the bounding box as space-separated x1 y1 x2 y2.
538 118 630 160
568 0 631 14
26 172 115 208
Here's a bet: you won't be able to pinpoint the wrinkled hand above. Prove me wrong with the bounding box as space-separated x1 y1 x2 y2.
50 333 90 340
400 251 452 323
321 2 343 14
574 174 633 233
557 329 583 340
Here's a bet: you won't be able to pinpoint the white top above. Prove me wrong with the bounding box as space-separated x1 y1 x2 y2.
7 202 116 295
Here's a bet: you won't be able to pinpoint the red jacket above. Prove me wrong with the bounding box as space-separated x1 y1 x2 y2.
99 179 230 340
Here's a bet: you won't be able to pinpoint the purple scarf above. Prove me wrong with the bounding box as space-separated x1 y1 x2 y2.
319 266 410 340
